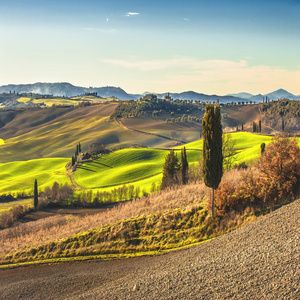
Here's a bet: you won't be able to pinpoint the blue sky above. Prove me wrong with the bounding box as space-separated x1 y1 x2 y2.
0 0 300 94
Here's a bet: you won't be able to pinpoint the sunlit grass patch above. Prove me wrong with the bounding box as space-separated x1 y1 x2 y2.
0 158 70 194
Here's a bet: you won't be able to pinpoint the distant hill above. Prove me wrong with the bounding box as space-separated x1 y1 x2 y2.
227 92 253 99
0 82 133 100
265 88 297 100
228 89 300 102
0 83 299 102
154 92 244 103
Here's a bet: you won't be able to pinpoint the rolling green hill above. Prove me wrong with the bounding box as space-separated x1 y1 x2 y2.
73 132 276 193
0 104 198 163
0 133 291 197
74 149 167 189
0 158 70 195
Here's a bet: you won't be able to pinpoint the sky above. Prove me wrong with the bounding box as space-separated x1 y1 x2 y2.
0 0 300 95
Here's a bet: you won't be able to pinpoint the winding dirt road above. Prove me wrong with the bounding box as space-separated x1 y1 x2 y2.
1 199 299 299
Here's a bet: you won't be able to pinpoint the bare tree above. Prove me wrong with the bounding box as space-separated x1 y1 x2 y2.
223 133 237 171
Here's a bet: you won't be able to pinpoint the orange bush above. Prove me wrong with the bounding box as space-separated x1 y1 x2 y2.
215 136 300 214
259 136 300 202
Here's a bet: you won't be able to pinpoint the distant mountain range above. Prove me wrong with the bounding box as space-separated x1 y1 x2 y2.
227 88 300 102
0 82 132 100
0 83 299 103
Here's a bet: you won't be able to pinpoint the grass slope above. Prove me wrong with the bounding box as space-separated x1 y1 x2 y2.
74 131 272 194
75 149 168 189
0 132 298 199
0 158 70 195
0 109 174 163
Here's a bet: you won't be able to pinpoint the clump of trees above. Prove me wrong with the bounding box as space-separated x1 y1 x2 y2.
252 121 262 133
160 150 181 190
166 115 201 123
111 97 202 119
160 148 189 190
76 185 141 207
259 99 300 132
0 204 32 229
39 182 74 207
214 136 300 214
72 142 82 166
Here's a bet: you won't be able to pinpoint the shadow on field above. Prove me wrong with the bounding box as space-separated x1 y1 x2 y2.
16 201 131 223
92 161 113 168
77 166 96 172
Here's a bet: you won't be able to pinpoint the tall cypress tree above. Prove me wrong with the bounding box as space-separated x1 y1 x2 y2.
202 104 223 218
181 147 189 185
34 179 38 209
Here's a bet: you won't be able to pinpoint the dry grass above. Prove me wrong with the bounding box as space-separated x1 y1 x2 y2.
0 182 209 257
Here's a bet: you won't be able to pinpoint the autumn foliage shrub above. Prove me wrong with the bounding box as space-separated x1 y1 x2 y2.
259 136 300 202
0 205 31 229
215 136 300 214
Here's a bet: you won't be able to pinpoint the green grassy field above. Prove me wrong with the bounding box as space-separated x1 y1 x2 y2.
0 158 70 195
0 132 299 202
74 149 168 189
73 132 275 193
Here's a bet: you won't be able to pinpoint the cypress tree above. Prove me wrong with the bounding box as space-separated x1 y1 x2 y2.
34 179 38 209
242 123 244 131
282 119 285 131
202 104 223 219
78 142 81 153
259 120 262 133
181 147 189 185
72 156 75 166
261 142 266 155
161 150 180 190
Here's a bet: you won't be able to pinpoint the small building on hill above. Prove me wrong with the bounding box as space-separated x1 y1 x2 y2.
88 142 106 155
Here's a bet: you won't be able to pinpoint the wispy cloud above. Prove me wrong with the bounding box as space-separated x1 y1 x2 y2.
102 57 300 94
183 18 189 22
126 12 140 17
102 57 246 72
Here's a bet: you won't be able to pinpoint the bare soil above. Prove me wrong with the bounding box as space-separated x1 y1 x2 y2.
1 199 299 299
